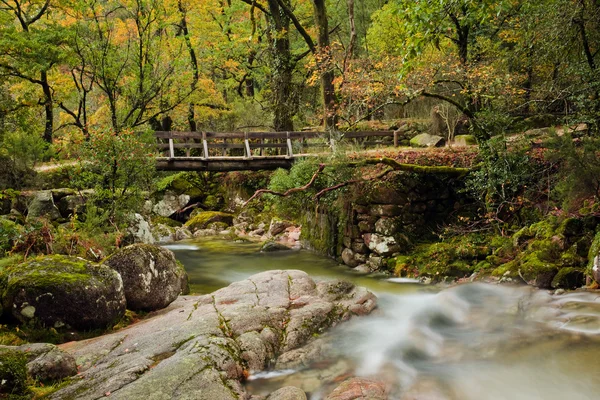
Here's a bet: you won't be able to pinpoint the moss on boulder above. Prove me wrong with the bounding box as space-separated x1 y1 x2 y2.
551 267 585 290
589 232 600 283
104 244 189 311
184 211 234 232
2 255 126 330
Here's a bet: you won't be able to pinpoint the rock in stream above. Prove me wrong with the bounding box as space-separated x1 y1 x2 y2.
52 270 377 400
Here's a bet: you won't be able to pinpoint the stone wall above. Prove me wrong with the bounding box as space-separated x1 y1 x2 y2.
302 171 461 271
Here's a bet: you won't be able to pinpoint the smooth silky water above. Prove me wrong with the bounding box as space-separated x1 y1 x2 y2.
167 238 600 400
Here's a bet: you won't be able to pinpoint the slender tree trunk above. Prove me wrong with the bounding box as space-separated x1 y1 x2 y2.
267 0 295 131
346 0 356 60
245 50 256 97
179 1 199 132
312 0 337 130
40 71 53 143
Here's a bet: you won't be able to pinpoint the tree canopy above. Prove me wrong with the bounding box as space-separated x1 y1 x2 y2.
0 0 597 148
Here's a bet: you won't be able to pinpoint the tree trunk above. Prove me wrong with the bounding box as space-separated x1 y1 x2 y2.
179 1 199 132
312 0 337 130
40 71 53 143
267 0 295 131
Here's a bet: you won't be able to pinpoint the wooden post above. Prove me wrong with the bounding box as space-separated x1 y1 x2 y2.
244 132 252 159
169 138 175 159
260 136 264 157
393 130 399 147
222 137 227 156
202 131 209 159
286 131 294 158
185 138 191 157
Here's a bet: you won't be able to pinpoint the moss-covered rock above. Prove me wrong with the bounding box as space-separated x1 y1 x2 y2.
261 241 291 252
453 135 478 146
0 349 29 397
518 251 559 288
551 267 585 290
152 216 182 228
410 133 445 148
2 255 126 330
184 211 234 232
589 232 600 283
104 244 189 311
391 234 492 280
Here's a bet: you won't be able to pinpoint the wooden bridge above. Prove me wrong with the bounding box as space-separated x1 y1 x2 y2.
155 130 398 171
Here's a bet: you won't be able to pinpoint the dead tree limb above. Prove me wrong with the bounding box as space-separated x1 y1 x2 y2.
242 164 326 207
242 158 471 208
314 167 393 200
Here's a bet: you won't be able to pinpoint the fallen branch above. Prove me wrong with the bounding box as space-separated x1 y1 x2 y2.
314 167 393 200
243 158 472 208
242 164 326 207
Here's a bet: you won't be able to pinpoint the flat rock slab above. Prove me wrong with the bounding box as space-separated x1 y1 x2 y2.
53 270 376 400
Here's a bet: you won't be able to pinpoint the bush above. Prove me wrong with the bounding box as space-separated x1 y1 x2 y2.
266 157 354 219
72 129 156 228
465 136 545 224
546 133 600 210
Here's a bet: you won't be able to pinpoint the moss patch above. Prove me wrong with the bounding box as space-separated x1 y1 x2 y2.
0 350 30 398
184 212 234 231
391 233 493 280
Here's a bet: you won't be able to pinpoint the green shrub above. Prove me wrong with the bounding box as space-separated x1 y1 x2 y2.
72 129 156 228
546 133 600 210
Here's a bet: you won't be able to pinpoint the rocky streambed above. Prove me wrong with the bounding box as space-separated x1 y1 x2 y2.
51 270 375 400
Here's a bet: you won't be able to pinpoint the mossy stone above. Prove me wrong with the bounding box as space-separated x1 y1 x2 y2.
556 218 583 238
184 211 234 232
3 255 126 330
152 216 182 228
519 251 559 288
0 350 30 397
104 244 189 311
453 135 478 146
589 232 600 283
551 267 585 290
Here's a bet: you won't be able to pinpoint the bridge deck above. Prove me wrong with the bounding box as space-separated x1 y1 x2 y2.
156 155 318 172
154 130 399 171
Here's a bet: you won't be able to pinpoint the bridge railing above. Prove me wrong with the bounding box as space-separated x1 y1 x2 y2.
155 130 398 160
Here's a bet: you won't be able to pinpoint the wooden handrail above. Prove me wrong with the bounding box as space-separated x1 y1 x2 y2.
156 130 398 160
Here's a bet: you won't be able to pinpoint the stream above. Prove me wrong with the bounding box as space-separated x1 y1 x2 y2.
166 238 600 400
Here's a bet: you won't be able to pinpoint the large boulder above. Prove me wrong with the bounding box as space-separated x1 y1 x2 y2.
104 244 189 311
409 133 445 148
152 192 191 218
49 271 376 400
27 190 61 221
2 256 126 330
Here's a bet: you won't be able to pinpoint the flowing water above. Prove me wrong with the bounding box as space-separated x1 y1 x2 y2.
167 238 600 400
